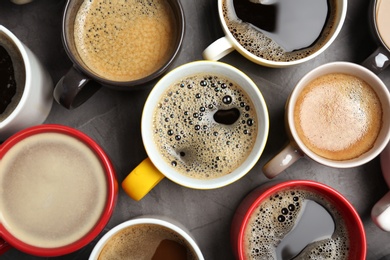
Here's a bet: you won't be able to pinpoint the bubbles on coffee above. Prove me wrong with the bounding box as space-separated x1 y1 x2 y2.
0 34 25 122
244 188 350 259
153 74 258 179
222 0 338 62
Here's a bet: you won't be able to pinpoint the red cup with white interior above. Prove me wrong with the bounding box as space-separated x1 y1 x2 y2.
0 124 117 256
231 180 366 260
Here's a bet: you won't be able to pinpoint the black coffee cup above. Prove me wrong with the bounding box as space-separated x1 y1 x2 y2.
54 0 185 109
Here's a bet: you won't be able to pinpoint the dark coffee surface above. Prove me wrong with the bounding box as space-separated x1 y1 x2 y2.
0 45 16 114
0 0 389 259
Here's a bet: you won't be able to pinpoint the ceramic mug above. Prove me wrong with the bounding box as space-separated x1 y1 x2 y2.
231 180 366 259
362 0 390 74
54 0 185 109
121 60 269 200
89 216 204 259
0 124 117 257
263 61 390 179
202 0 347 67
372 142 390 231
0 25 53 141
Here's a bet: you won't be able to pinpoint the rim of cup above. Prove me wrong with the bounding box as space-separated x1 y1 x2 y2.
0 124 117 257
287 61 390 168
0 25 31 128
89 216 204 260
142 60 269 189
217 0 347 67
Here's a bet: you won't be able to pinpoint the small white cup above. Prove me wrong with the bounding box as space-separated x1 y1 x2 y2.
372 142 390 231
89 216 204 260
263 61 390 178
202 0 347 68
0 26 53 141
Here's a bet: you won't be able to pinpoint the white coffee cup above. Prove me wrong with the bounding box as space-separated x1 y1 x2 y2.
89 216 204 260
0 26 53 141
121 60 269 200
372 142 390 231
202 0 347 67
263 61 390 178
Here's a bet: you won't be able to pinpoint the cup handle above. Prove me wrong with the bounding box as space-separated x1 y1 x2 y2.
121 158 165 201
202 36 235 61
262 142 304 179
362 46 390 74
0 238 11 255
53 66 101 109
372 191 390 231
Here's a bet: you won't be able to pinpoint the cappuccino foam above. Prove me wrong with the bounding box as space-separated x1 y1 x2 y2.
0 133 107 248
74 0 176 82
153 74 258 179
98 224 198 260
244 188 350 259
294 73 382 161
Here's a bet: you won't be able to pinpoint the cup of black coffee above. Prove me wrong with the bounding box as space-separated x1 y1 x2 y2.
0 25 53 141
231 180 366 259
54 0 185 109
203 0 347 67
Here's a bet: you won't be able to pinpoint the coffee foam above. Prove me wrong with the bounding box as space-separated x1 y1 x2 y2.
294 73 382 161
376 0 390 48
244 188 350 259
74 0 175 82
222 0 337 62
152 74 258 179
0 133 107 248
98 224 197 260
0 32 25 122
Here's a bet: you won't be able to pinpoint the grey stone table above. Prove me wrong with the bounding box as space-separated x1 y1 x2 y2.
1 0 390 259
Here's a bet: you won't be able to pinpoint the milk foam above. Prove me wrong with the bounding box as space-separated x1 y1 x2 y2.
74 0 175 82
244 188 350 259
294 73 382 161
377 0 390 48
153 74 258 179
0 133 107 248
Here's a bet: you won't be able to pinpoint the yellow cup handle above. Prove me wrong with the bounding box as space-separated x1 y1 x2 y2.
121 158 165 201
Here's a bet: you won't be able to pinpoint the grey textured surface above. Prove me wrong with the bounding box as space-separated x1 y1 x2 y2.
0 0 390 259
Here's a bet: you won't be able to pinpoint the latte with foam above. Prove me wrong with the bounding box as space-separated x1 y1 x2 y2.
244 187 350 259
376 0 390 49
74 0 176 82
294 73 382 161
153 73 258 179
0 132 107 248
98 224 198 260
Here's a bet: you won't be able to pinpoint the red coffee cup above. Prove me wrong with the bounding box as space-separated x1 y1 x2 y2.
231 180 366 260
0 124 117 256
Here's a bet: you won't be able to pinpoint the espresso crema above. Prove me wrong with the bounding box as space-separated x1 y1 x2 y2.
0 132 107 248
74 0 176 82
